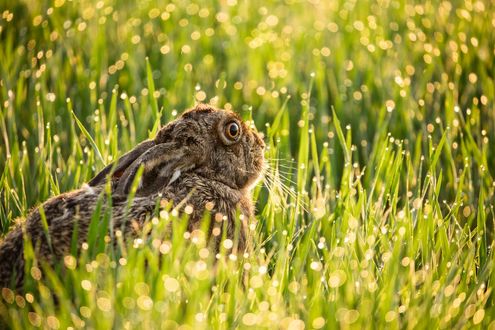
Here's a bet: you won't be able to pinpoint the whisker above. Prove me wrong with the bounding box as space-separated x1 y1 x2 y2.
266 157 296 163
264 176 295 199
269 161 296 167
266 164 296 172
265 161 296 169
269 172 298 185
267 168 296 177
263 175 310 214
264 168 308 212
264 171 298 187
264 171 296 189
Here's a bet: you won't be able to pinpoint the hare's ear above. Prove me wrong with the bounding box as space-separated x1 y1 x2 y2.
115 142 195 195
88 140 156 186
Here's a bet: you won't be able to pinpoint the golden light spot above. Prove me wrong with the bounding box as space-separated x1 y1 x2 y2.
214 212 223 222
81 280 92 291
97 297 111 312
191 31 201 40
328 270 346 288
191 229 206 244
205 28 215 37
202 201 214 211
250 275 263 289
266 15 279 26
288 281 300 293
159 209 169 220
28 312 42 327
148 8 160 19
480 95 488 105
137 295 153 311
199 8 209 17
164 277 180 292
46 316 60 329
31 267 42 281
195 91 206 102
310 261 322 271
212 227 221 236
256 86 266 96
25 293 34 304
1 288 14 303
216 12 229 22
333 246 345 257
338 309 359 324
422 53 432 63
80 306 91 318
468 73 478 84
348 217 359 229
464 304 476 319
312 317 325 329
287 319 305 330
353 20 364 31
64 255 77 270
386 100 395 112
179 18 189 27
194 313 205 322
223 239 233 250
473 309 485 324
160 241 171 254
33 15 43 26
242 313 258 326
181 45 191 54
321 47 331 57
77 22 87 32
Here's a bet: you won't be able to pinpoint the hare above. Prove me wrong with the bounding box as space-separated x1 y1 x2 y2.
0 104 265 289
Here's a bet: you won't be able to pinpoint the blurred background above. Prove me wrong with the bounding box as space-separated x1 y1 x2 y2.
1 1 495 328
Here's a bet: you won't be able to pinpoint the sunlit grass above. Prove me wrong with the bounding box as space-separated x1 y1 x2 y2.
1 0 494 328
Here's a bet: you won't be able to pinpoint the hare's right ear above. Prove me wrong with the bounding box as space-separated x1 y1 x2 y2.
88 140 156 186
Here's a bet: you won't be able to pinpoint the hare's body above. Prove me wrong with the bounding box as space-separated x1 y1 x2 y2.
0 105 265 289
0 186 156 289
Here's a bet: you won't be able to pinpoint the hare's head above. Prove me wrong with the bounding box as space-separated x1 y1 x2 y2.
89 104 265 194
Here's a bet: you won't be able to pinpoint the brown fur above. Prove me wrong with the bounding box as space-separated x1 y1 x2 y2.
0 105 265 289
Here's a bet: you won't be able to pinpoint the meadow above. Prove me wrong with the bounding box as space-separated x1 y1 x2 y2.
0 0 494 328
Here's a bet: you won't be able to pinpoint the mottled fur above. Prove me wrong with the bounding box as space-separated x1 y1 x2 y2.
0 105 265 289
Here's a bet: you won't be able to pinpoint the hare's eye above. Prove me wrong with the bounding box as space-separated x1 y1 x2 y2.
226 122 240 140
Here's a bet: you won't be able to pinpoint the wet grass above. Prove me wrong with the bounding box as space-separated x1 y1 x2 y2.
0 0 494 328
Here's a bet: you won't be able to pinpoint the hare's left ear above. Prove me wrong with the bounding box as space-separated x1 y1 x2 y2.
88 140 156 186
89 120 180 187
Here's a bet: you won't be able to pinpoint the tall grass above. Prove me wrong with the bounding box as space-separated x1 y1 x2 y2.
0 0 494 328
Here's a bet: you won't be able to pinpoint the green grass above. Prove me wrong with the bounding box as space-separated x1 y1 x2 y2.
1 0 495 328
